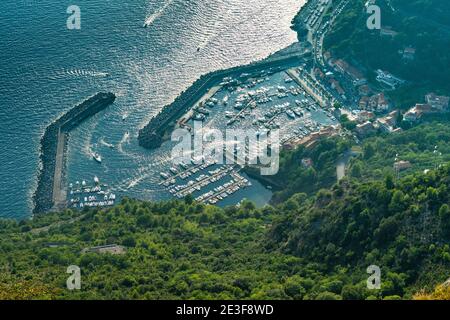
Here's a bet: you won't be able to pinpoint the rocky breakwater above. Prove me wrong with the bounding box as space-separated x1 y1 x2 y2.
33 92 116 214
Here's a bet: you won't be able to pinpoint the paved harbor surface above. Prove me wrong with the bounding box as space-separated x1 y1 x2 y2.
52 130 67 211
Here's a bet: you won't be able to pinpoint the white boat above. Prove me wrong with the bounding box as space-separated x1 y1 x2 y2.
122 113 128 121
94 176 100 184
92 152 102 163
160 172 170 179
286 110 296 119
293 108 303 117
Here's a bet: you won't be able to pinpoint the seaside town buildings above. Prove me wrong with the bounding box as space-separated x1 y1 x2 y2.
403 93 450 122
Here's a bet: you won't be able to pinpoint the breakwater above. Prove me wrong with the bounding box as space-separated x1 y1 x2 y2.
33 92 116 214
138 52 310 149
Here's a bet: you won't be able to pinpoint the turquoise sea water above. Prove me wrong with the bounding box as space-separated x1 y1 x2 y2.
0 0 304 219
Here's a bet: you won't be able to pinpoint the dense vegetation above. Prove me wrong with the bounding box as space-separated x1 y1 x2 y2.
1 120 449 300
348 121 450 181
246 137 351 203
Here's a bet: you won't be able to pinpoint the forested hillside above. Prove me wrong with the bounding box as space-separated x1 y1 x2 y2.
1 122 449 300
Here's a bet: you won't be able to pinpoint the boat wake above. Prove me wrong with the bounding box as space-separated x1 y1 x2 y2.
61 69 109 78
99 137 115 149
143 0 174 27
117 131 131 154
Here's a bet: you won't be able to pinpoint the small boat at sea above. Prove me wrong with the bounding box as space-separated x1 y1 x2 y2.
122 113 128 121
92 152 102 163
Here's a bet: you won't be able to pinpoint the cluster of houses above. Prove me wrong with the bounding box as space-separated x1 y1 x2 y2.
343 109 400 138
404 93 450 122
321 53 402 109
312 42 447 141
318 53 369 101
358 92 390 112
352 92 450 137
285 124 342 149
333 59 367 87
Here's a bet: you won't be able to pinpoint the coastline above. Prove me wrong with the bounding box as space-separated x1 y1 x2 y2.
33 92 116 215
32 2 312 215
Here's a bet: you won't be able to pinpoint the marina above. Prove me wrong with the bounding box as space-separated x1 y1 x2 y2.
31 2 338 212
142 63 341 206
159 157 252 205
65 63 339 210
179 65 338 150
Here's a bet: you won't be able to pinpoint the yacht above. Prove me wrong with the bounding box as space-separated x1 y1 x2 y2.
286 110 296 119
160 172 170 180
293 108 303 117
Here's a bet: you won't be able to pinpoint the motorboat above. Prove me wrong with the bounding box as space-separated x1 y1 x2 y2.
92 152 102 163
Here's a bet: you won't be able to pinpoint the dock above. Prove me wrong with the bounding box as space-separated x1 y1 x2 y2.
138 52 312 150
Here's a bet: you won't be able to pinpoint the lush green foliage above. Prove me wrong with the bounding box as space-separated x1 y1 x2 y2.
247 137 351 203
349 121 450 181
1 120 449 300
271 165 450 299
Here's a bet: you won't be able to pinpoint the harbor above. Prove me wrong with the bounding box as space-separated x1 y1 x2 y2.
36 56 343 212
138 51 312 149
159 157 252 205
32 1 342 212
61 57 341 210
145 60 341 206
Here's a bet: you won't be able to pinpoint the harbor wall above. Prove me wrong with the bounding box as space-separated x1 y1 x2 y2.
138 53 310 149
33 92 116 214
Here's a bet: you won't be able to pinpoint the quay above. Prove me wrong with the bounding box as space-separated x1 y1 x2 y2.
286 68 330 107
